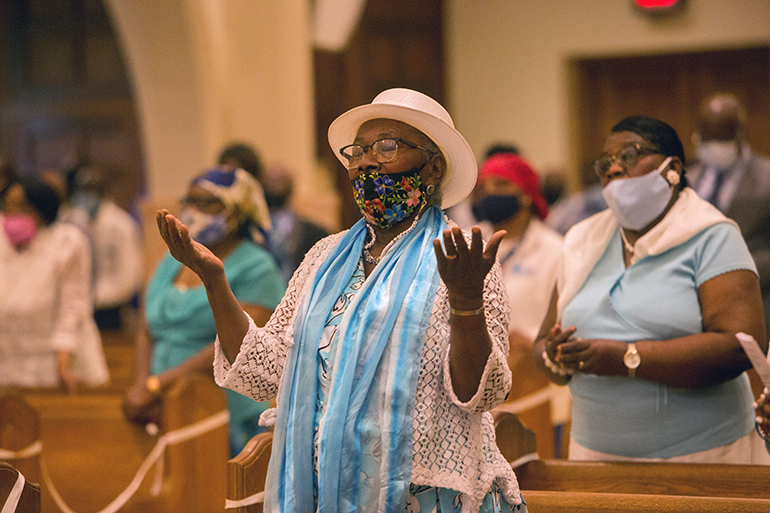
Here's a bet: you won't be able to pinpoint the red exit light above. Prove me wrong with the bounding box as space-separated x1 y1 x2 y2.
634 0 678 7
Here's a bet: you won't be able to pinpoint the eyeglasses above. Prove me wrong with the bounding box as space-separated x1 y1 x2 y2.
339 138 434 168
593 143 662 178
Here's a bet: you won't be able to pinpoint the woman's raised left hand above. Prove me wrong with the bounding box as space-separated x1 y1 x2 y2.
156 209 225 282
433 226 505 309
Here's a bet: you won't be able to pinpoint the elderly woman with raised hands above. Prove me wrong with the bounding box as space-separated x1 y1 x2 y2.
533 115 769 464
122 167 286 456
156 89 525 512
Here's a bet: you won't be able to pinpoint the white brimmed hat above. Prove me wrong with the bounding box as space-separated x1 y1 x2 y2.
328 88 477 209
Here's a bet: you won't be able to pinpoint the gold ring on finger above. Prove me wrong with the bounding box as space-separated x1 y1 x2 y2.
445 254 458 260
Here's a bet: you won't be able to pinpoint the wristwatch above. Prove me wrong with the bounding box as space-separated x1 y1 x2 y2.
623 343 640 377
145 375 162 397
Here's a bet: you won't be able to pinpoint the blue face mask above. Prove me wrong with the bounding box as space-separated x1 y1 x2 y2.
180 208 232 246
472 194 521 225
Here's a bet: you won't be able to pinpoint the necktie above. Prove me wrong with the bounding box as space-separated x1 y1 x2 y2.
706 170 726 210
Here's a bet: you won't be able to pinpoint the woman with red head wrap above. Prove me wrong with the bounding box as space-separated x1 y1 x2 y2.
473 152 568 457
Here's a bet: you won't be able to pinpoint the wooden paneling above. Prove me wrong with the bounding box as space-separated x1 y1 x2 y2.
573 47 770 172
4 375 228 513
517 459 770 499
0 0 143 213
314 0 445 229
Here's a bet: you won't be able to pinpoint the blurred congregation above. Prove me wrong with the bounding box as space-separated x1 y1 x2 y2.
2 1 770 512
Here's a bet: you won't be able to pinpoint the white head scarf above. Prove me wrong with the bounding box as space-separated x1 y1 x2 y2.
193 167 272 242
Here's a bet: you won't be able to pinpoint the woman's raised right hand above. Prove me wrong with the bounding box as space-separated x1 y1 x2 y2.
156 209 224 281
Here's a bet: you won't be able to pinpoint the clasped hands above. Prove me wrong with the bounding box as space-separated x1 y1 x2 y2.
543 325 628 376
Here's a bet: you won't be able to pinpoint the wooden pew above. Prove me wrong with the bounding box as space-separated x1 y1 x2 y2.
224 410 535 511
226 411 770 511
491 409 539 467
0 461 40 513
2 373 229 513
491 410 770 507
228 431 273 513
505 342 565 459
516 459 770 499
0 393 41 486
21 390 158 513
522 490 770 512
160 374 229 513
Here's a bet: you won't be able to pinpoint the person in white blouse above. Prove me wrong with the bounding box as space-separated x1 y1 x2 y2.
0 177 109 392
68 164 144 331
472 152 568 457
472 152 563 357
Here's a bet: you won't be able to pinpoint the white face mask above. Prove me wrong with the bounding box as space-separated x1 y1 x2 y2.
180 207 232 246
697 140 739 171
601 157 675 231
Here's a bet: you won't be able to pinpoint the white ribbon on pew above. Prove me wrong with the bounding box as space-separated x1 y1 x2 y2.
0 441 42 460
508 452 541 470
36 409 229 513
225 491 264 508
0 470 25 513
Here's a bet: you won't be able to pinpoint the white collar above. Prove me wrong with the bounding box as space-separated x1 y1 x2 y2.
557 188 735 317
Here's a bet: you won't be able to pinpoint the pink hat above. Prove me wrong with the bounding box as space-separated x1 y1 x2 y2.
479 154 549 220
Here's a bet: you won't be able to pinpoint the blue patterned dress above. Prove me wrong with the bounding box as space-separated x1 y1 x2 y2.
312 259 526 512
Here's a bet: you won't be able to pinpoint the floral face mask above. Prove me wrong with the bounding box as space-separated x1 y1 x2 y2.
351 165 426 229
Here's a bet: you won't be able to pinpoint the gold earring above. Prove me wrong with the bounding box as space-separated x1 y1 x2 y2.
426 184 435 195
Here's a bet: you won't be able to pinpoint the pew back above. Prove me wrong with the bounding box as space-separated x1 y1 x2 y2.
0 393 41 484
0 461 40 513
517 459 770 499
228 431 273 513
23 391 157 513
1 373 229 513
162 374 229 512
523 490 770 512
491 409 538 467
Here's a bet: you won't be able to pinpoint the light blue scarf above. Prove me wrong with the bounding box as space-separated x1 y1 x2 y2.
264 205 446 512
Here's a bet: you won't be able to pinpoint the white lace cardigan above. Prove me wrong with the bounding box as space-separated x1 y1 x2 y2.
214 231 523 511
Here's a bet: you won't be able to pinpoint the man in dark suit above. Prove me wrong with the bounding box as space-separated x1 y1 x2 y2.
688 93 770 331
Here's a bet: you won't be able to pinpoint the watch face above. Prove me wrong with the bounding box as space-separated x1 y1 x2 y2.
624 351 641 369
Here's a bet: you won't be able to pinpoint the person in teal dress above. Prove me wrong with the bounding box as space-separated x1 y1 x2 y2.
122 167 285 456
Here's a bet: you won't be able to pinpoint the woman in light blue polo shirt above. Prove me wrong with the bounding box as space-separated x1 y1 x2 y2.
533 116 768 463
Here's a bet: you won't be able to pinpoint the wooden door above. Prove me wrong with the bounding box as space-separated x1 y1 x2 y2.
0 0 144 213
573 46 770 174
314 0 445 229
